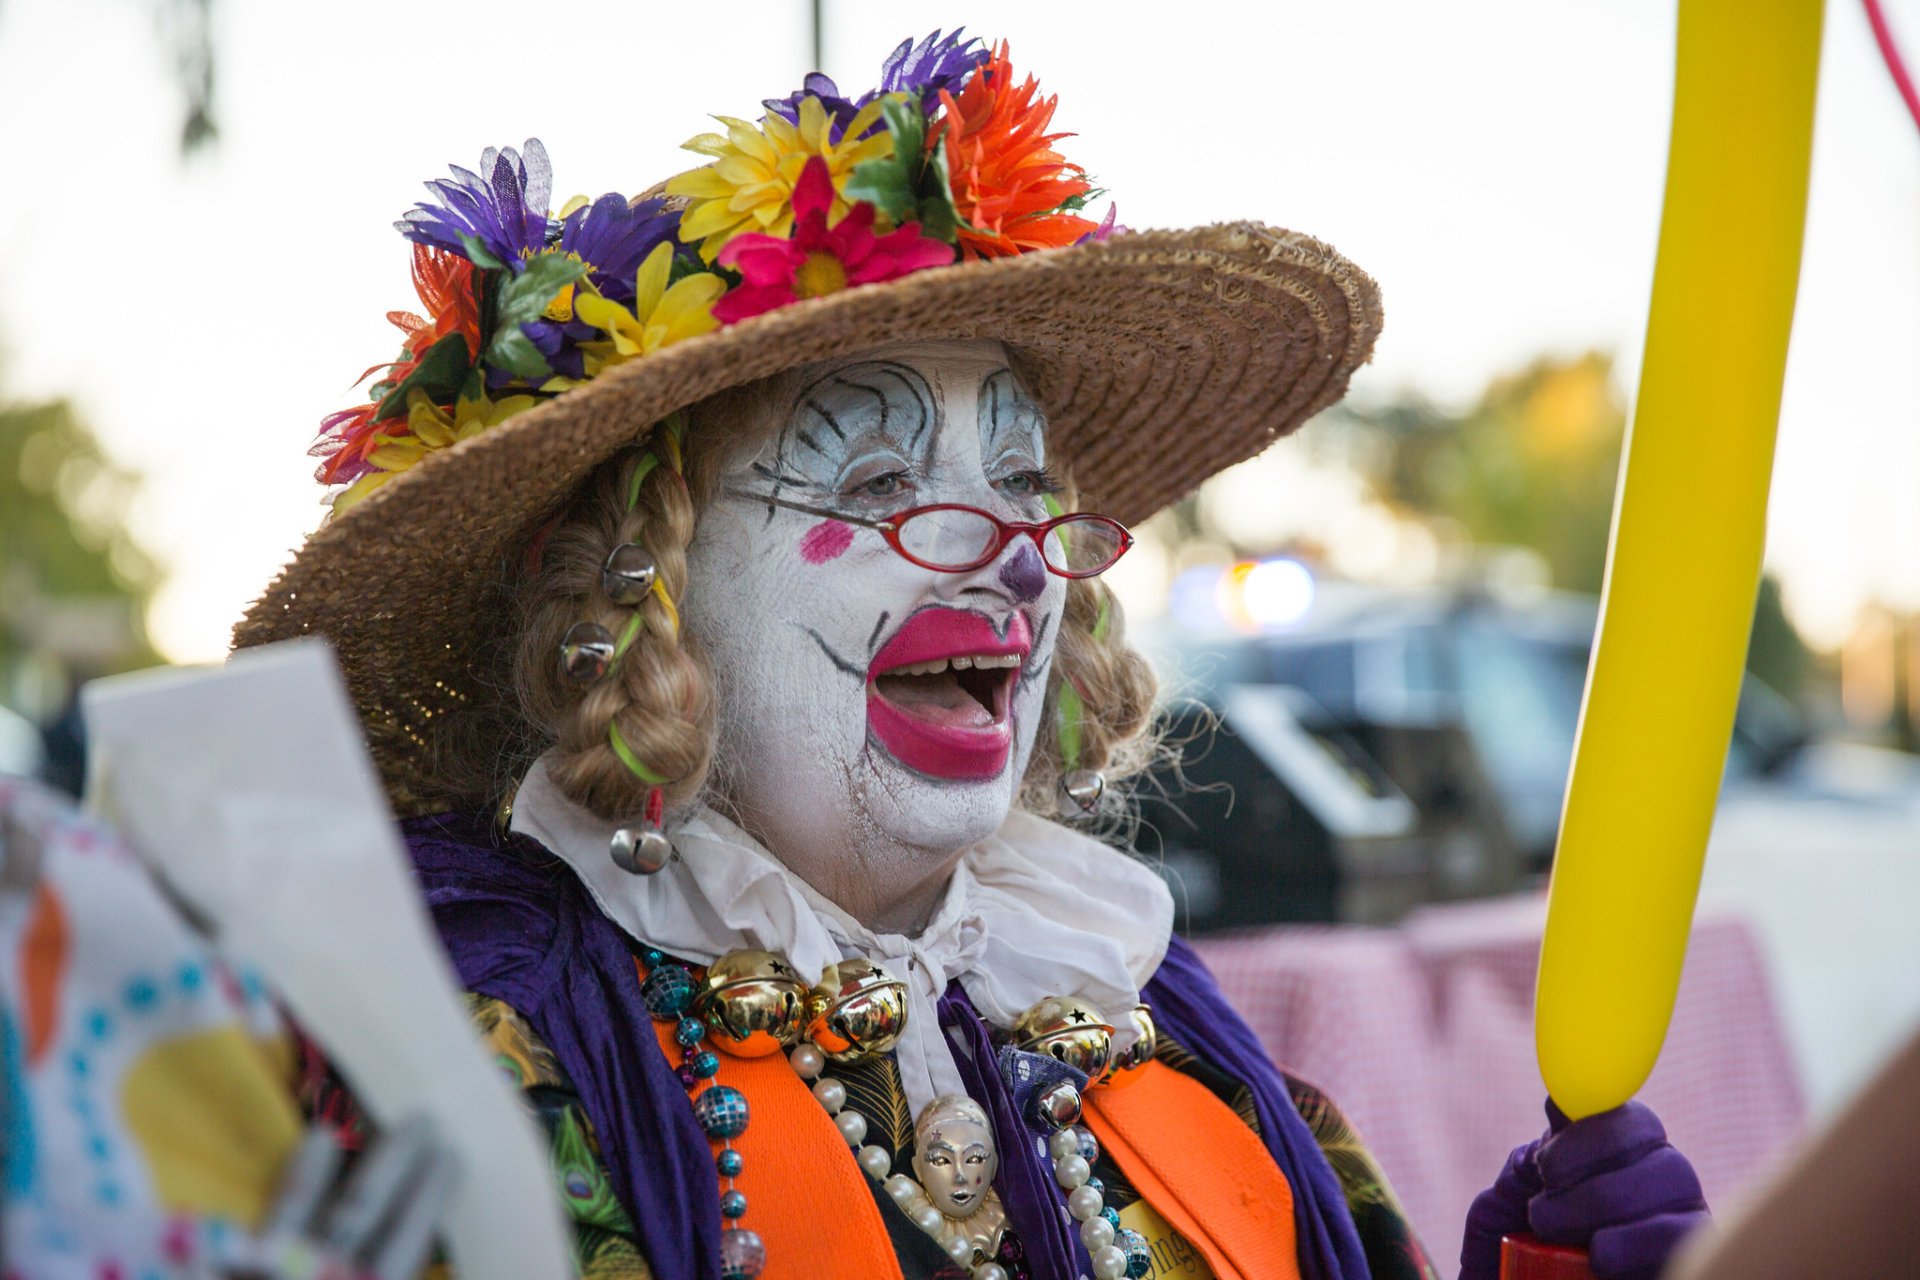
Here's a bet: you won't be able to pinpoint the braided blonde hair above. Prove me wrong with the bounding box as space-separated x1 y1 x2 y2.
509 397 1160 827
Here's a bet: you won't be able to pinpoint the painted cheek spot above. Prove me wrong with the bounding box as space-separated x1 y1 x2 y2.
800 518 855 564
1000 541 1047 603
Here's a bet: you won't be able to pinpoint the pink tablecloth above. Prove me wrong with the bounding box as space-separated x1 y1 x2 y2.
1192 894 1805 1261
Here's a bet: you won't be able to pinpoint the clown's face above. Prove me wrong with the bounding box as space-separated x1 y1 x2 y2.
683 342 1066 921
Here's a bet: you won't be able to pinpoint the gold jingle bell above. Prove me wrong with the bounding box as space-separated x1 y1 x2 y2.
1100 1004 1158 1088
1011 995 1114 1081
696 950 809 1057
807 957 909 1063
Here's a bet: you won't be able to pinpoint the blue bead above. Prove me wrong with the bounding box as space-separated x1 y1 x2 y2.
642 965 698 1020
1117 1227 1152 1278
718 1227 766 1280
1086 1176 1106 1200
676 1017 707 1047
693 1085 750 1139
643 948 666 967
1101 1206 1122 1230
691 1051 721 1079
716 1148 744 1177
720 1188 749 1219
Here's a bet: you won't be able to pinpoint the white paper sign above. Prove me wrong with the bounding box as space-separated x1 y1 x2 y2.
82 638 570 1279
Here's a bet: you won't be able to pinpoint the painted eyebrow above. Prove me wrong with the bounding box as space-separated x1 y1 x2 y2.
780 360 938 468
979 367 1039 453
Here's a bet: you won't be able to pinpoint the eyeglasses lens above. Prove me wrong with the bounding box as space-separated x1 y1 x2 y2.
1046 515 1127 576
895 508 1003 569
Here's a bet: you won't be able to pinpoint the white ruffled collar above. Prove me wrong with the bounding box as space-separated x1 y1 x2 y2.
509 754 1173 1118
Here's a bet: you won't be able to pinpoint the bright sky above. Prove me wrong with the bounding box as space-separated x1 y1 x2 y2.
1 0 1915 659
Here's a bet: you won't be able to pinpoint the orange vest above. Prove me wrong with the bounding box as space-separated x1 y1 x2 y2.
648 985 1301 1280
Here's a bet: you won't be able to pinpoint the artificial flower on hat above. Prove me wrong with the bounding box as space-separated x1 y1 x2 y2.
307 30 1117 514
711 156 954 324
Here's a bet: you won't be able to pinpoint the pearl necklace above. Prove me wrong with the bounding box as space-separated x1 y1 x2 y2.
646 947 1159 1280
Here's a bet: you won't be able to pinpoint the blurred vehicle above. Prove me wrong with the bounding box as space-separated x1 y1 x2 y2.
1134 575 1920 934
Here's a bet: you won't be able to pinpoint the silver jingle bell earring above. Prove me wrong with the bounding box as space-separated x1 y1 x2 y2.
611 823 673 875
1057 768 1105 821
611 786 675 875
601 543 659 604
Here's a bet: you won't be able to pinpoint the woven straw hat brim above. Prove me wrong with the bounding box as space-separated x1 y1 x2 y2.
235 221 1381 813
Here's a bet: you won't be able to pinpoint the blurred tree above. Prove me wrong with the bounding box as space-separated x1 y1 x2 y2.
1340 352 1623 592
1 389 162 676
1331 351 1813 699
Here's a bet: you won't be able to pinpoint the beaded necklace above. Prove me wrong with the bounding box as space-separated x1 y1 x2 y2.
640 947 1159 1280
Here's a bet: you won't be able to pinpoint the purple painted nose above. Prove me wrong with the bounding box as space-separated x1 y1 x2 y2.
1000 541 1047 602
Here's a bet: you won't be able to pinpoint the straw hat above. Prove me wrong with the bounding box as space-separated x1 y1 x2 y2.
234 35 1381 813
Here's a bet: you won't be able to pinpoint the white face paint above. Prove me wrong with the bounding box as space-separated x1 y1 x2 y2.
683 341 1066 929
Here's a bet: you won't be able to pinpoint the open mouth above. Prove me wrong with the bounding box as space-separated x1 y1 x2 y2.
866 609 1031 781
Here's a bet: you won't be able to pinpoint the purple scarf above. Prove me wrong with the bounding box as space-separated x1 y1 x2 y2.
405 813 1367 1280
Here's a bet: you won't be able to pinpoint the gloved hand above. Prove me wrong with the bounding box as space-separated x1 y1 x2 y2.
1460 1100 1709 1280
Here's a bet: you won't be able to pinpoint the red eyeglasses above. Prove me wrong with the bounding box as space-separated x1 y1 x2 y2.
730 490 1134 578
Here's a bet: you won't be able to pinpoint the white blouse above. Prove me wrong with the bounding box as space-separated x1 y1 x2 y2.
510 754 1175 1120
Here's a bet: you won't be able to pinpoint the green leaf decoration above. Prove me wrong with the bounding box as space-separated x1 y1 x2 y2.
373 332 472 420
846 91 967 243
845 153 919 227
1058 185 1108 215
915 137 964 244
482 254 590 382
496 253 589 328
877 93 928 173
486 325 553 381
457 232 508 272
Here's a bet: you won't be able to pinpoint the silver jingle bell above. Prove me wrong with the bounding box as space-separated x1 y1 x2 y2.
610 824 672 876
601 543 659 605
560 621 617 682
1057 768 1106 820
1033 1078 1083 1131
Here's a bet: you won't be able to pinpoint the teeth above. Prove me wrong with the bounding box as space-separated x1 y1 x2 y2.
884 654 1024 677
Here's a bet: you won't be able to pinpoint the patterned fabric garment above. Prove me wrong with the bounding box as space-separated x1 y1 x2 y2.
468 997 656 1279
462 994 1438 1280
0 777 304 1278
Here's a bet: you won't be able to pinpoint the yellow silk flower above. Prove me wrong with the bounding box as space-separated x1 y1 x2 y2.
575 243 726 368
334 388 536 512
667 96 894 262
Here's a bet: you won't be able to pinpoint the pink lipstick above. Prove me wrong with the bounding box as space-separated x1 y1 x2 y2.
866 608 1032 781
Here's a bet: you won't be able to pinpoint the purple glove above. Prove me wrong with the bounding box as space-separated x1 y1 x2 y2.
1459 1100 1709 1280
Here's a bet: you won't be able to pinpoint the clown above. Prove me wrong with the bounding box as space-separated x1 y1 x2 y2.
242 31 1710 1280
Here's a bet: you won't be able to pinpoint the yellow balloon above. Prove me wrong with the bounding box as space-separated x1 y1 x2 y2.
1535 0 1823 1120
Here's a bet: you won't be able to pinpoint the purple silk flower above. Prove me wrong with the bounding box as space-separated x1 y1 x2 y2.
398 138 554 267
763 29 986 138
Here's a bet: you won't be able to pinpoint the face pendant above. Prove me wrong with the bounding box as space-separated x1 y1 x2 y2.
912 1094 1000 1219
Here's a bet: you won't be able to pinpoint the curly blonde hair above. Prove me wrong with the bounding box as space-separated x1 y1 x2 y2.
508 385 1159 828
